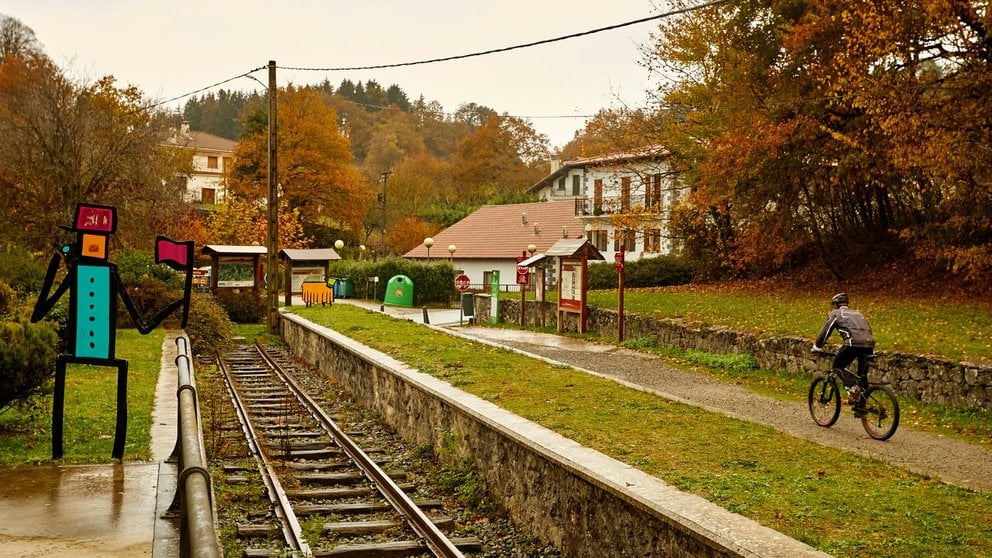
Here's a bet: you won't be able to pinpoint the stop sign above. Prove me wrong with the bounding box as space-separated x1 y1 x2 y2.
454 274 471 292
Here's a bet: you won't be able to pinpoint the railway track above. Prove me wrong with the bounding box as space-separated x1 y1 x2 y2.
217 343 481 557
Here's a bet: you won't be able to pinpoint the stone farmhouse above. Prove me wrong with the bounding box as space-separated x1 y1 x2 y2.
528 145 688 262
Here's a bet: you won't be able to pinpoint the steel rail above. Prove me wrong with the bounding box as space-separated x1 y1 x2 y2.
218 353 313 558
255 343 465 558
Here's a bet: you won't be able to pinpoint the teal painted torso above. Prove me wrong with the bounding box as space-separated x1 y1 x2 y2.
73 265 113 359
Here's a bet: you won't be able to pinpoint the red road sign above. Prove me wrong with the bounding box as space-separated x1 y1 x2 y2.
615 251 624 272
455 274 471 292
516 266 529 285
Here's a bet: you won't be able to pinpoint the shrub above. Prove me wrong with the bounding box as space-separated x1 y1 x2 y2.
117 277 185 329
112 248 185 290
214 290 265 324
327 257 456 305
588 255 695 290
184 292 234 356
0 280 13 316
0 318 58 412
0 243 45 294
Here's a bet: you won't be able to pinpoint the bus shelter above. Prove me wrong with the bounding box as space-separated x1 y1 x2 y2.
201 245 267 296
278 248 341 306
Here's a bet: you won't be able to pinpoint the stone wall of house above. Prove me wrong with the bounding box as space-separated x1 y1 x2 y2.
476 295 992 409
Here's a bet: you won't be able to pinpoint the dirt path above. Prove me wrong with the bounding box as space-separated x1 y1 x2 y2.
452 326 992 494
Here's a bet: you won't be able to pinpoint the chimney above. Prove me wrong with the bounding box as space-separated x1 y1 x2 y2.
562 225 568 238
180 120 190 136
533 223 540 235
521 212 527 224
549 159 561 174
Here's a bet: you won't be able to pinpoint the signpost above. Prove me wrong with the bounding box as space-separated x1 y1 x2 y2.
517 252 529 325
454 274 471 292
547 239 604 334
489 270 500 324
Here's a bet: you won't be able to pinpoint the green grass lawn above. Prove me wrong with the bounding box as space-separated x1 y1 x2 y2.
288 304 991 558
585 288 992 363
0 329 165 465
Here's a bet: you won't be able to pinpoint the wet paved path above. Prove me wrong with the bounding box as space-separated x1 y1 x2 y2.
451 326 992 494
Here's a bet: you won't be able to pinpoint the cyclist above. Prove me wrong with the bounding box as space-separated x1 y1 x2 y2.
811 293 875 415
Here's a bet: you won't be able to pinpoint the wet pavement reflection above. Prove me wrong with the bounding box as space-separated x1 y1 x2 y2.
0 463 158 557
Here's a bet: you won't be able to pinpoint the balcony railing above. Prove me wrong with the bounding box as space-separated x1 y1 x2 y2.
574 196 671 219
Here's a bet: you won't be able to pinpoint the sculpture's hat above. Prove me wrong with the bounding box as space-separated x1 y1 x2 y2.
61 203 118 234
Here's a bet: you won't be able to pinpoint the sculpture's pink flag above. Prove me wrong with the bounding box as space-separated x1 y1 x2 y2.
155 237 192 271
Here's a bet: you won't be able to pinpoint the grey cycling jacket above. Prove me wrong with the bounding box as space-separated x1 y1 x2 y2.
815 306 876 349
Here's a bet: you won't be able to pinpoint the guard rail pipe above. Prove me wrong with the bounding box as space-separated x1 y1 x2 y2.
171 335 223 558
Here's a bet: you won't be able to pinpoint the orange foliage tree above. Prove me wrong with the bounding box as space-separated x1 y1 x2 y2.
650 0 992 280
228 86 373 241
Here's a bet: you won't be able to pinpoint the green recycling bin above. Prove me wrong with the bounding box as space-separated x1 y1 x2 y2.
336 277 354 298
383 275 414 308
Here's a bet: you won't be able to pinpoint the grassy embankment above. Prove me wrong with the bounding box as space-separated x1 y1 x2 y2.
0 329 165 465
288 303 990 558
532 287 992 443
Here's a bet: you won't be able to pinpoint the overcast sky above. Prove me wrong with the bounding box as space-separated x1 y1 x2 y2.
4 0 670 149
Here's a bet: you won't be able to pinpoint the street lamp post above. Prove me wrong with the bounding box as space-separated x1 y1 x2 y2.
448 244 456 264
424 237 434 262
359 244 366 261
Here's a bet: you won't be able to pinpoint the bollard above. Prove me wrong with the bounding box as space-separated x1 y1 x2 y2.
422 306 430 324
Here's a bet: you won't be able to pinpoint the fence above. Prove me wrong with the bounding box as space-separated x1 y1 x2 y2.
170 335 222 558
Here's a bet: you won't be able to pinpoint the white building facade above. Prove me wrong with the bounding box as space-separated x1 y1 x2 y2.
165 121 237 206
528 145 687 262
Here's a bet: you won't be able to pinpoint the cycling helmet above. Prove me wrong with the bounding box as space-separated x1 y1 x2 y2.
831 293 849 306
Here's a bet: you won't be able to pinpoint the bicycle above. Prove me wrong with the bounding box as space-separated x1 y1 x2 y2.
808 351 900 440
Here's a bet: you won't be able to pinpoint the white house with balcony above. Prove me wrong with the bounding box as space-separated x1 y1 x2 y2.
165 121 237 205
527 145 687 262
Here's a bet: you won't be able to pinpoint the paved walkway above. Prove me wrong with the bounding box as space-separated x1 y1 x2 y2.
451 326 992 494
337 299 992 493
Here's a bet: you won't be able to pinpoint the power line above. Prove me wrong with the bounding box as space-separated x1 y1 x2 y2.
279 0 729 73
150 0 729 113
145 66 267 111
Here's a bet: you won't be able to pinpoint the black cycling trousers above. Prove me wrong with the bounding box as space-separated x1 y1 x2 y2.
833 345 872 389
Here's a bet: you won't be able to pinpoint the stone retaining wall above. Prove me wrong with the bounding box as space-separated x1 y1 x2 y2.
478 296 992 409
280 313 826 558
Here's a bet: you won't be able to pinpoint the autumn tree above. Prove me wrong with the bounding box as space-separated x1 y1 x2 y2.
0 50 191 251
228 86 373 241
207 197 309 248
560 108 659 160
0 14 42 63
450 114 550 203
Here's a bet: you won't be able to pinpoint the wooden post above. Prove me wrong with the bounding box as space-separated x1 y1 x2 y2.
617 247 625 342
266 60 279 333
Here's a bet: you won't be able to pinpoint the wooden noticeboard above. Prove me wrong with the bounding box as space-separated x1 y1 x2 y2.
546 239 604 334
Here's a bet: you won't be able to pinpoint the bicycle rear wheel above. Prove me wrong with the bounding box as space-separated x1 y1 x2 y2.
861 385 900 441
808 375 840 427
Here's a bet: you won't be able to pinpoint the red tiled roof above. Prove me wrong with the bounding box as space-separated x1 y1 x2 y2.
528 144 670 193
168 130 237 152
403 201 586 259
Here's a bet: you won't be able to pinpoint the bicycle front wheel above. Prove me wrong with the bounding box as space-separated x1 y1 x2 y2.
861 385 900 441
808 376 841 427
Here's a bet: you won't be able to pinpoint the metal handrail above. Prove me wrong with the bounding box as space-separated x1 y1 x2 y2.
174 335 223 558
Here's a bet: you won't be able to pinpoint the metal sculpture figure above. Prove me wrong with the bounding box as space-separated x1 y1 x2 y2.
31 203 193 459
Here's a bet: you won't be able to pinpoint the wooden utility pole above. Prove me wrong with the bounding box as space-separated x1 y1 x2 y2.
266 60 279 333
